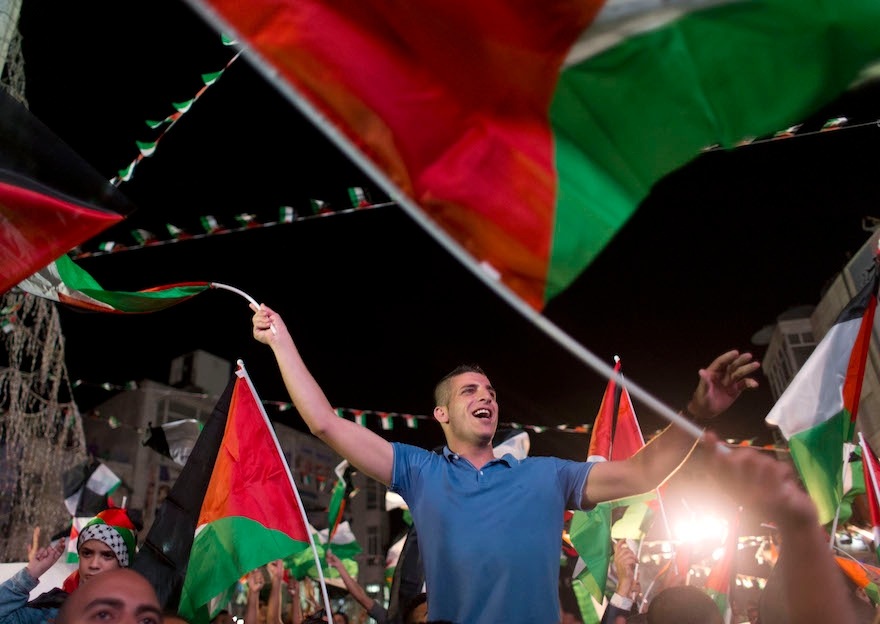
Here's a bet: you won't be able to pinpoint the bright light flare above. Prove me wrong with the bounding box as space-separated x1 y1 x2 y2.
674 514 728 544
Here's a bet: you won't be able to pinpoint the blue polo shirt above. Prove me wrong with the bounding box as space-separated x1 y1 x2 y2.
390 443 595 624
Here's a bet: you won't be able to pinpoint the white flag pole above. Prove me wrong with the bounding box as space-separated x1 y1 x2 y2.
211 282 277 335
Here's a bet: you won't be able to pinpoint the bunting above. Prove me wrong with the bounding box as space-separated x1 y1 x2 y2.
110 44 242 185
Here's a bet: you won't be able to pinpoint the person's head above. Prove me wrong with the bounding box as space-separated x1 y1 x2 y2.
403 592 428 624
210 610 233 624
646 586 723 624
76 508 138 583
432 365 497 446
332 613 348 624
56 568 160 624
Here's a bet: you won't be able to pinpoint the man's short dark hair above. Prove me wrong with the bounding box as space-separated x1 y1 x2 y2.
433 364 486 406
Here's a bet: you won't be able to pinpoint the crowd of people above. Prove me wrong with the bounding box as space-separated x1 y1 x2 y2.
0 302 875 623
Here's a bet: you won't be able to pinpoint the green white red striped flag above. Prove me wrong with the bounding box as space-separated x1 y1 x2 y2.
347 186 368 208
136 139 158 157
189 0 880 309
173 99 195 113
17 254 210 314
177 364 314 621
279 206 296 223
766 270 880 524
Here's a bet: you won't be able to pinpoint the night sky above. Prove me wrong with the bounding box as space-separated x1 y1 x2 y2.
16 1 880 461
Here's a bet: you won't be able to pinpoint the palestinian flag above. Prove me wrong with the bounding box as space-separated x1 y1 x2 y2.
766 270 880 524
62 460 121 517
327 460 357 541
132 364 312 622
187 0 880 308
569 359 620 623
0 88 131 296
705 509 740 615
18 254 210 313
65 516 94 564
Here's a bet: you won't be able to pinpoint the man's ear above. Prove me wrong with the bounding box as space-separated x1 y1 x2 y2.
433 406 448 424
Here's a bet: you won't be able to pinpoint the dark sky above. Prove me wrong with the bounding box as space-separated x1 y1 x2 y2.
16 1 880 460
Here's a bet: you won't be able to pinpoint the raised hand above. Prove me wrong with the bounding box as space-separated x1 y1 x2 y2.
268 558 284 580
613 540 637 598
25 531 65 581
251 303 286 346
248 568 266 595
325 549 342 570
688 350 760 420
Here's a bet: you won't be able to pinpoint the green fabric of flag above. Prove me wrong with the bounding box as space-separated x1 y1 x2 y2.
611 502 654 541
571 578 601 624
17 253 210 314
569 502 612 603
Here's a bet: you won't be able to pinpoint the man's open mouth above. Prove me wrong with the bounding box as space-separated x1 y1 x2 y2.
473 408 491 419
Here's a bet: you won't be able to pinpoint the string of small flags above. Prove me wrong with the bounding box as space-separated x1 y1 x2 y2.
110 33 241 186
72 379 595 434
70 192 394 260
70 379 787 447
701 115 878 152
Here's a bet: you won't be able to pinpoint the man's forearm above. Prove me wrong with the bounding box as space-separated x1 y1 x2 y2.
335 566 376 611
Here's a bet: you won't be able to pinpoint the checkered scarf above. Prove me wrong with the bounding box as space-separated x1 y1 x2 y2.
76 509 137 567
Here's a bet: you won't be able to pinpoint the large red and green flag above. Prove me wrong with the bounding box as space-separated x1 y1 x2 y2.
132 363 314 622
18 254 210 313
0 88 131 296
705 509 740 617
766 269 880 525
178 364 313 621
186 0 880 309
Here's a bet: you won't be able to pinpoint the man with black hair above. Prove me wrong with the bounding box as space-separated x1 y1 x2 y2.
252 304 758 624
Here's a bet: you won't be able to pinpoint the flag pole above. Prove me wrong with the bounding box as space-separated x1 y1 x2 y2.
827 445 852 552
236 360 333 617
211 282 277 334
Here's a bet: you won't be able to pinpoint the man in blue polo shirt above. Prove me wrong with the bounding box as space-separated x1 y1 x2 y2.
252 304 759 624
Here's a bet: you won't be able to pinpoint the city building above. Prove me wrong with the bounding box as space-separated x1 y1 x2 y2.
759 228 880 450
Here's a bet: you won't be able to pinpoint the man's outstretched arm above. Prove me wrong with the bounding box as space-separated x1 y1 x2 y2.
584 350 760 505
252 304 393 485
